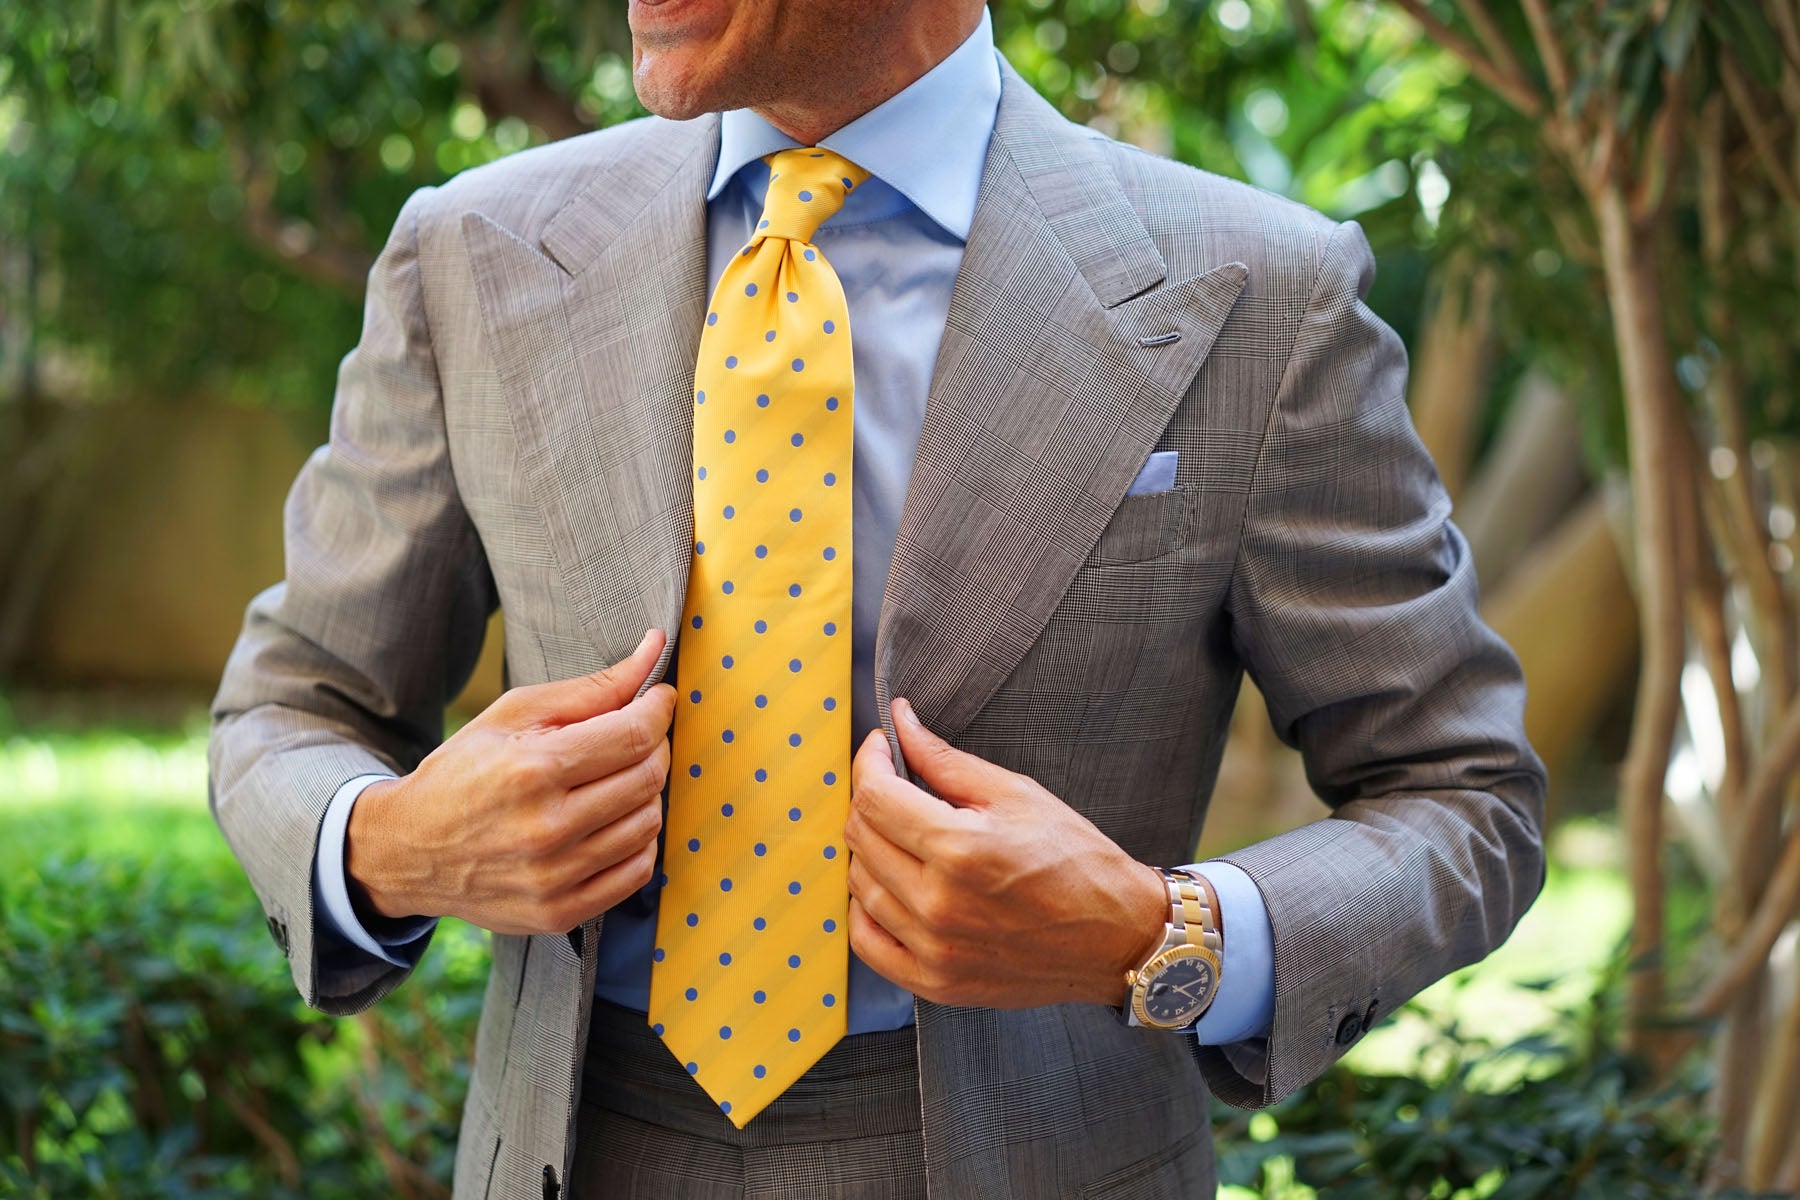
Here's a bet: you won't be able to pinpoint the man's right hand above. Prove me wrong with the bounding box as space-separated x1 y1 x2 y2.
346 628 676 936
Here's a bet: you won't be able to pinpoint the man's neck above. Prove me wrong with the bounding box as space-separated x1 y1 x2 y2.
748 8 983 145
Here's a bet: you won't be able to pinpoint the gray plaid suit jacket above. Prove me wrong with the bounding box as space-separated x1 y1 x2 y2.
210 60 1546 1200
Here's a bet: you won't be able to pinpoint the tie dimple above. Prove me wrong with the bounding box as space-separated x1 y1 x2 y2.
651 147 871 1128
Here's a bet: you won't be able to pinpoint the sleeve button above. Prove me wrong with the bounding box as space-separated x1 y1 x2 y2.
1335 1012 1363 1046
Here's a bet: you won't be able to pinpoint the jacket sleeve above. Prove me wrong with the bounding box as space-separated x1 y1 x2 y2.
208 185 497 1016
1196 219 1547 1107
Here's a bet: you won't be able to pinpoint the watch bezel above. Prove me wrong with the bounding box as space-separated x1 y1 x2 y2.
1128 943 1222 1030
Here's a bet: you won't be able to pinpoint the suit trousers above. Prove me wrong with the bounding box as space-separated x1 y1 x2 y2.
573 1001 926 1199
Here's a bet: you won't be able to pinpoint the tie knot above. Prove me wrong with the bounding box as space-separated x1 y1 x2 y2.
754 148 870 245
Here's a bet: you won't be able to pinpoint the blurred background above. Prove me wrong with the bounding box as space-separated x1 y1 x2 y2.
2 0 1797 1195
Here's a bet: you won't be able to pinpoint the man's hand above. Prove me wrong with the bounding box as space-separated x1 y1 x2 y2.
845 697 1169 1009
346 629 676 936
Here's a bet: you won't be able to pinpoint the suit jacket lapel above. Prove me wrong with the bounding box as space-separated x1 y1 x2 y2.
462 115 719 665
874 65 1248 747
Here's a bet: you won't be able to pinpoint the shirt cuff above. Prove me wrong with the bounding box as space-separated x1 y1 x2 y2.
314 774 437 966
1184 860 1274 1045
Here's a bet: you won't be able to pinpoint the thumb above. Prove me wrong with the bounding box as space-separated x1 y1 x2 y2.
891 697 1008 807
503 628 667 726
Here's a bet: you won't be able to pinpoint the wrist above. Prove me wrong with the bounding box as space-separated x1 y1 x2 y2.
344 776 423 921
1096 861 1170 1007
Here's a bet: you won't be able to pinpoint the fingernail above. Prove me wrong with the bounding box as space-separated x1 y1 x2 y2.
896 698 918 725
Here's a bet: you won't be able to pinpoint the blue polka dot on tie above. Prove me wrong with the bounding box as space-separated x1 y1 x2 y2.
842 176 853 188
788 733 801 747
721 1101 732 1115
722 729 734 743
788 952 801 965
824 771 837 785
725 355 738 369
653 947 665 962
823 918 837 932
789 659 802 672
690 686 702 702
724 430 736 444
754 842 767 856
756 393 770 407
824 320 835 333
823 993 837 1007
745 283 758 296
823 472 837 486
788 883 802 897
722 654 734 668
823 696 836 709
788 806 802 820
697 467 707 480
754 1064 767 1078
799 189 813 201
757 469 769 483
755 694 768 707
755 768 767 782
720 879 732 893
823 622 837 635
687 1061 698 1074
823 548 836 561
792 358 805 372
691 615 703 629
826 396 839 411
791 433 804 447
686 913 699 928
687 838 700 852
688 764 701 778
686 986 698 1000
653 1022 665 1034
723 505 735 519
788 1028 802 1042
754 990 767 1004
696 390 706 404
789 584 802 598
790 509 802 522
753 918 766 931
804 249 817 261
755 619 768 633
759 219 770 229
765 330 776 343
721 803 734 816
755 545 768 559
786 291 799 302
824 845 837 859
720 1025 732 1039
707 313 718 326
720 952 732 966
722 580 734 594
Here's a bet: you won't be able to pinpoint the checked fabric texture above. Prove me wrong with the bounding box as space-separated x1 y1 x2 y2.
650 148 872 1127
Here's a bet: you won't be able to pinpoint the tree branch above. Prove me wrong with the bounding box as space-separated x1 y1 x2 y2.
1724 55 1800 213
1387 0 1543 117
1453 0 1531 95
1519 0 1572 104
1631 69 1686 222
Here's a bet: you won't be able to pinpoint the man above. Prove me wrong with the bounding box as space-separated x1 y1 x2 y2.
209 1 1546 1196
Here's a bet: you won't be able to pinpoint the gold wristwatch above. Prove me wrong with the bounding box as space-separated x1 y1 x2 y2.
1122 868 1224 1030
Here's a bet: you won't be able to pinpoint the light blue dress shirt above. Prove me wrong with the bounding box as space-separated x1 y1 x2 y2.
314 9 1275 1046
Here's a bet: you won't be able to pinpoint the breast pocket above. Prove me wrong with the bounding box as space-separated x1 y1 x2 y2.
1086 485 1201 565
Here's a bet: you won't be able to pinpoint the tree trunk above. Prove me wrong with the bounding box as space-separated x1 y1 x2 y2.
1592 183 1687 1059
1458 369 1586 586
1407 253 1498 503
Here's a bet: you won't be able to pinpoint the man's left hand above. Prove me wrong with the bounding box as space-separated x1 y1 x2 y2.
845 697 1169 1009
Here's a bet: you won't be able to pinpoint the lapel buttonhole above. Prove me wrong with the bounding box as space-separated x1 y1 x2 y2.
1138 331 1182 347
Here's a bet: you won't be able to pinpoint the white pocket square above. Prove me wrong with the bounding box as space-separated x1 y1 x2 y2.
1125 450 1178 496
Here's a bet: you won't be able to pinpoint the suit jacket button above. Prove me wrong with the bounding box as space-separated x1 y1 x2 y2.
1335 1013 1362 1046
542 1164 561 1199
267 915 288 953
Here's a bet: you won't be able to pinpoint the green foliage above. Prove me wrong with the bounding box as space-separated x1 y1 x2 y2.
0 842 488 1196
1215 996 1738 1200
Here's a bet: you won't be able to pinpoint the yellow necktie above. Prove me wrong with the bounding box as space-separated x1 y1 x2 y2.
652 148 870 1128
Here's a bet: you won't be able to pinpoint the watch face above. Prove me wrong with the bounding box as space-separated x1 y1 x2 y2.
1143 955 1216 1027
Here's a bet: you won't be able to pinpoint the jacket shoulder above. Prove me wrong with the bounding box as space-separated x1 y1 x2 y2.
1095 135 1339 292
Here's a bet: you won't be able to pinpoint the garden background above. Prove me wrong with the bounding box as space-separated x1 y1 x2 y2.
3 0 1798 1195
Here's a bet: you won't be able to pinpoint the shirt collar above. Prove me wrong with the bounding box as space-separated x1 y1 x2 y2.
706 7 1000 241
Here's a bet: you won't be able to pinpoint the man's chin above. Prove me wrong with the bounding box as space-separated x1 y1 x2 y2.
632 55 729 122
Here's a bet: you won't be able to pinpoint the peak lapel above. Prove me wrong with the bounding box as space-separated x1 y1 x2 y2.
874 67 1247 746
463 116 719 664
